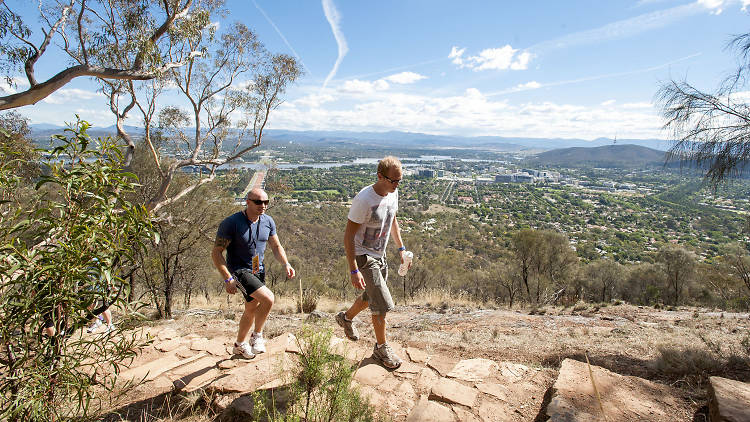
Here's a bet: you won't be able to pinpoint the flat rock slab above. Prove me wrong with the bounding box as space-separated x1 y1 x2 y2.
406 399 456 422
190 337 227 356
428 355 459 377
154 338 186 352
448 358 498 382
429 377 478 408
175 367 222 392
417 368 440 393
119 353 205 383
498 362 529 382
207 354 293 394
476 382 510 402
547 358 689 422
709 376 750 422
354 363 391 386
157 328 178 340
407 347 430 364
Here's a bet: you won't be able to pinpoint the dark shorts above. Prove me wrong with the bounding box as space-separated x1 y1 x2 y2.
357 254 394 315
233 269 266 302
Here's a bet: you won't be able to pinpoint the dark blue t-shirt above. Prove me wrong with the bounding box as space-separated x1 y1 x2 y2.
217 211 277 273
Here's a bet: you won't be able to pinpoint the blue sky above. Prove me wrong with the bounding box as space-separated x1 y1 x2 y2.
4 0 750 140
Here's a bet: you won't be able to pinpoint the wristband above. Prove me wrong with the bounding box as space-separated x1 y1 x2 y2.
350 269 359 275
398 246 406 251
224 276 234 283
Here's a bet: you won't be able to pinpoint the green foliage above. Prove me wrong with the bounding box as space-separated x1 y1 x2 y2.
0 120 155 421
252 326 380 422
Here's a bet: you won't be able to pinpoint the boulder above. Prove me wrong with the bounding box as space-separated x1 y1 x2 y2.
546 358 689 422
708 376 750 422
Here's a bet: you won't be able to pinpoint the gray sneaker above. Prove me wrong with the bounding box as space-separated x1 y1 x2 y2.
335 311 359 341
372 343 402 369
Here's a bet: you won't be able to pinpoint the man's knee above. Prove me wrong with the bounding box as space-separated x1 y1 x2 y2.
252 287 274 307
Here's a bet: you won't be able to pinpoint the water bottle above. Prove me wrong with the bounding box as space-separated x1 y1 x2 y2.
398 251 414 276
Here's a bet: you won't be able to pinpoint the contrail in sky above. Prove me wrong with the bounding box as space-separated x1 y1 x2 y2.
252 0 310 76
321 0 348 92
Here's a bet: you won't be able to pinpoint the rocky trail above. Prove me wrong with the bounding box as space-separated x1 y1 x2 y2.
96 305 750 421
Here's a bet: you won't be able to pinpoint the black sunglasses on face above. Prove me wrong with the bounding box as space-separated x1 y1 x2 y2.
381 173 402 185
248 199 270 205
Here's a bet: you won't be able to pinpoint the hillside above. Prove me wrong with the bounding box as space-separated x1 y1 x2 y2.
30 124 669 152
528 144 667 168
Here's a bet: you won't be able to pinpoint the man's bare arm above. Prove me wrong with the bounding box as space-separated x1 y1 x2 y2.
211 236 232 280
268 234 295 278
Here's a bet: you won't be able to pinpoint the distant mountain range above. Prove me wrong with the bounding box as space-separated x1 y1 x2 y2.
30 124 671 152
527 144 668 168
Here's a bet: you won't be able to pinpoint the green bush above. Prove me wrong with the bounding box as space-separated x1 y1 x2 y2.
0 120 156 421
252 326 382 422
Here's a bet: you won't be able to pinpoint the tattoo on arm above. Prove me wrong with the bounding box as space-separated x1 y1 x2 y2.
214 236 230 249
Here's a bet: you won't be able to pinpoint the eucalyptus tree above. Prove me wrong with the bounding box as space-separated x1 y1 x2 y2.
656 244 697 305
657 31 750 185
0 0 206 110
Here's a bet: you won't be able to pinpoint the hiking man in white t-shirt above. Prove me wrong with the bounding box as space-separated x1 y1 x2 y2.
336 156 409 369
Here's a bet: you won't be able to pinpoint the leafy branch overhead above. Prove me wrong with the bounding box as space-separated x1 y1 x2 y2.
0 0 203 110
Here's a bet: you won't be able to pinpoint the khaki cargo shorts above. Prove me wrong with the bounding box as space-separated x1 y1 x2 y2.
356 254 394 315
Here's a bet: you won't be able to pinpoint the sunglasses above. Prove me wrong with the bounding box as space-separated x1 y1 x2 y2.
381 173 402 185
248 198 270 205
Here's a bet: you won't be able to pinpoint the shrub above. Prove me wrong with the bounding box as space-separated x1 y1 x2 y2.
0 120 155 421
296 289 319 313
252 325 381 421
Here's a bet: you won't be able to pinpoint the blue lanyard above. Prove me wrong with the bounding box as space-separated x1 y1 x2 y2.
244 212 262 255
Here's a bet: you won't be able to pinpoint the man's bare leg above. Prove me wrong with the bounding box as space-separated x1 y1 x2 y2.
345 295 369 320
236 300 259 344
249 286 274 335
372 313 386 345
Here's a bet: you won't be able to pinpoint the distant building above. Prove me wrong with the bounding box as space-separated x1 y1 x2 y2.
495 174 513 183
418 169 436 178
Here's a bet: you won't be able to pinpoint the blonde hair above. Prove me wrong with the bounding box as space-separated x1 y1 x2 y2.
377 156 402 176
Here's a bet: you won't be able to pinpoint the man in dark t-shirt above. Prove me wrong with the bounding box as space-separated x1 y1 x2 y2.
212 188 296 359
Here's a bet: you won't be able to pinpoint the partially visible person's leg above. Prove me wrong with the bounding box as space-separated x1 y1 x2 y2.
102 308 112 326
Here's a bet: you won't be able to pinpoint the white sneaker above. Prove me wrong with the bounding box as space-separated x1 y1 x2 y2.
86 319 102 333
251 333 266 354
232 341 255 359
104 324 116 333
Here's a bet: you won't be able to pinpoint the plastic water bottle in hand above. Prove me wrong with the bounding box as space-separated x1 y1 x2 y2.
398 251 414 276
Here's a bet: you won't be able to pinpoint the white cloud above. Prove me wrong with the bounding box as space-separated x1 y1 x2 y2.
269 84 663 140
601 99 616 106
321 0 348 91
470 46 517 70
698 0 724 14
43 88 100 105
339 79 389 94
0 76 30 94
743 0 750 12
294 93 336 108
449 46 466 66
622 102 653 109
452 45 533 71
515 81 541 91
383 72 427 84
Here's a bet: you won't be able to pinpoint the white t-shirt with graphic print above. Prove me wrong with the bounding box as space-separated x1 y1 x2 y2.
347 184 398 258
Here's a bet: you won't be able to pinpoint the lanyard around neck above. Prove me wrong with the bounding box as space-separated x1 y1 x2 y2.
244 211 262 253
